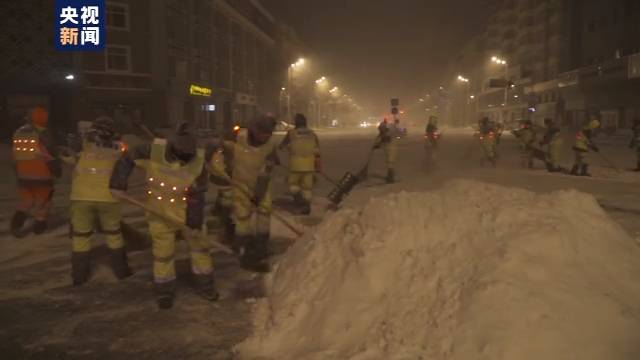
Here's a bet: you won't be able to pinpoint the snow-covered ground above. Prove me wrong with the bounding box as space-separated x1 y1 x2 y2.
0 127 639 358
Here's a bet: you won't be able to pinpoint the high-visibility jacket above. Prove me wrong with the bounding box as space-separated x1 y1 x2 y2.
286 128 319 172
70 140 126 203
146 138 205 222
232 129 276 190
12 124 55 181
513 127 536 146
573 128 593 152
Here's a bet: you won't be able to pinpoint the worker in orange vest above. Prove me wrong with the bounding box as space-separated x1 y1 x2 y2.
10 107 61 235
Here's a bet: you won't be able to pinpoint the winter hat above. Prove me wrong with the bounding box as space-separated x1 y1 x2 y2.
30 107 49 127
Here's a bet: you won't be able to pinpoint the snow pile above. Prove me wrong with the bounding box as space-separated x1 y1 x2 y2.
236 180 640 360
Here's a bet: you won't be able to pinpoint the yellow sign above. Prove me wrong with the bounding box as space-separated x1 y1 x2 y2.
189 84 212 97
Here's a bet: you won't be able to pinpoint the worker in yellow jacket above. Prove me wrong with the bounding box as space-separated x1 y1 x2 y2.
279 113 320 215
67 117 132 285
570 119 601 176
110 123 221 309
229 115 279 273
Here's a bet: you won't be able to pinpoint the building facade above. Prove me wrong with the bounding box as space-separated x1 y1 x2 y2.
0 0 294 141
445 0 640 129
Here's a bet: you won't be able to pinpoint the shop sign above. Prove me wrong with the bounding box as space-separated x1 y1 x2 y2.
190 84 212 97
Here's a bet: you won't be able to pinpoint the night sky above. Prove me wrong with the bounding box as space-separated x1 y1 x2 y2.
264 0 497 115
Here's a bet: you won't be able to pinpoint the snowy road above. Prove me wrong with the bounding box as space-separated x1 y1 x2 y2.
0 127 639 358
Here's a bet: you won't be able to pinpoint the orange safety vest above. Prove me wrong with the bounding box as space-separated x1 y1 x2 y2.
12 124 54 181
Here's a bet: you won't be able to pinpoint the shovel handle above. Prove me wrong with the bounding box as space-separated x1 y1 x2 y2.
114 191 235 255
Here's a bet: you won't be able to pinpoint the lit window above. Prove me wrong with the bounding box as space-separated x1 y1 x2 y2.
106 46 131 72
106 3 129 31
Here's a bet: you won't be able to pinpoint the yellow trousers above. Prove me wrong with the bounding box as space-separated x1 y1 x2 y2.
232 184 271 237
288 172 314 201
148 216 213 283
383 142 398 169
71 201 124 252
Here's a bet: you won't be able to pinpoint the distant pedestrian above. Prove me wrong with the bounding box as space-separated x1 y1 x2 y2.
539 118 563 172
570 119 601 176
512 120 537 169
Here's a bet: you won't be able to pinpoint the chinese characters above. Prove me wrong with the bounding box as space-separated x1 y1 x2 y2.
56 1 104 50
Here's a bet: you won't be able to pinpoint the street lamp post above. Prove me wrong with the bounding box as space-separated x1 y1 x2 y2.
491 56 509 123
287 58 306 124
457 75 470 126
315 76 327 128
491 56 509 107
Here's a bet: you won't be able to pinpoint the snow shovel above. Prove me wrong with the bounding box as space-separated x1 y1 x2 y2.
356 144 378 181
112 191 235 255
326 142 378 207
212 170 305 237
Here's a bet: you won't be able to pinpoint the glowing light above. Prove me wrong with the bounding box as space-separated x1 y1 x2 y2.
170 198 175 203
172 186 177 191
160 182 165 187
157 196 163 200
149 177 154 182
65 74 75 80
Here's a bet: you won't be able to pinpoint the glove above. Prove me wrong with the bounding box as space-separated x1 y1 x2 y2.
314 156 322 173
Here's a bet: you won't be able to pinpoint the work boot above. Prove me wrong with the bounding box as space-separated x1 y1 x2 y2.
155 281 176 309
385 169 395 184
10 211 28 235
580 164 592 177
33 220 47 235
193 273 219 302
71 251 91 286
240 235 270 273
570 165 579 175
109 247 133 280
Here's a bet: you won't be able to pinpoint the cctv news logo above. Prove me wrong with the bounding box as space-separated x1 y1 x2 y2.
55 0 106 51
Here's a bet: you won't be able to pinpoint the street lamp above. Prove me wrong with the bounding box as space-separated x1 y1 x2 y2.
65 74 75 80
287 58 307 123
491 56 509 109
314 76 329 127
457 75 471 125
